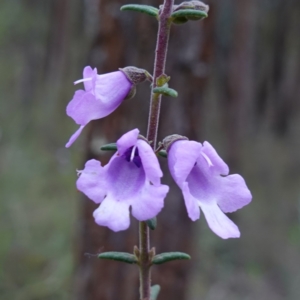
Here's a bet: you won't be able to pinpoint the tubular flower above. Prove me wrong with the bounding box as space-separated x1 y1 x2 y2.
167 139 252 239
76 129 169 232
65 66 133 147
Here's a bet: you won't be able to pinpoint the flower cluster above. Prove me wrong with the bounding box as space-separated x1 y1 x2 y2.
66 67 252 239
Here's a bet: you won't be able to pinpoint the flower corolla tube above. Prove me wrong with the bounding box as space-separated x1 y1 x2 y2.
65 66 133 148
76 129 169 232
167 139 252 239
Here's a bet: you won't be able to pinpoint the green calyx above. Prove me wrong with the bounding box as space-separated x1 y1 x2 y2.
98 252 138 264
152 252 191 265
150 285 161 300
100 143 117 151
120 4 159 18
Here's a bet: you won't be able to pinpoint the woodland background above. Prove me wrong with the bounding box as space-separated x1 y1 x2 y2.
1 0 300 299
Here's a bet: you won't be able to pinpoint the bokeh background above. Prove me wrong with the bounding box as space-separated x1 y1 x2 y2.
1 0 300 299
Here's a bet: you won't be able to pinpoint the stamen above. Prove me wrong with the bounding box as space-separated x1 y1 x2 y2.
74 77 93 85
201 152 213 167
130 145 137 161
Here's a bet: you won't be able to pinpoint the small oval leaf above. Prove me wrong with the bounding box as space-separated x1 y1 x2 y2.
172 17 188 25
150 285 161 300
171 9 208 22
152 252 191 265
121 4 159 17
153 87 178 98
158 150 167 158
98 252 138 264
100 143 117 151
146 217 157 230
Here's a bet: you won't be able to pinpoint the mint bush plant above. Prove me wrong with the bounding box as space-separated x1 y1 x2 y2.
65 1 252 299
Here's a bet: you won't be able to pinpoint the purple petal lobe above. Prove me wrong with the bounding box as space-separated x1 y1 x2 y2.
66 91 114 126
76 159 106 204
94 71 132 104
181 182 200 221
136 139 162 186
217 174 252 213
93 196 130 232
65 125 85 148
202 141 229 175
82 66 97 91
131 183 169 221
199 202 240 239
116 129 139 156
168 140 202 187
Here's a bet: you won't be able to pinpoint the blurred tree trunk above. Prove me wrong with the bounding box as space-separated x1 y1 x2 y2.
218 0 256 168
73 0 213 299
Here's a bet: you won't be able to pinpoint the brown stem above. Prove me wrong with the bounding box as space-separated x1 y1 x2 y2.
139 1 174 300
139 221 151 299
146 0 174 149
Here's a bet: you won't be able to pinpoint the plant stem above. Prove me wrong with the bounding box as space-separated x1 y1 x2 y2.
138 1 174 300
146 0 174 149
139 221 151 299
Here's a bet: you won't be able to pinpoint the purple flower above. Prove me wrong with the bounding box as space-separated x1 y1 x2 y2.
65 66 132 148
167 140 252 239
76 129 169 232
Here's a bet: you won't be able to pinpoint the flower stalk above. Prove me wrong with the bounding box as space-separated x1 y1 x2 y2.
139 0 174 299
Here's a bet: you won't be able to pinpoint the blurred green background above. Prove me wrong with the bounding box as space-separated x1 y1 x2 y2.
1 0 300 299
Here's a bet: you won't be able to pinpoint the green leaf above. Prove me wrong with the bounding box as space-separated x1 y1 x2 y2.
98 252 138 264
146 217 157 230
150 285 161 300
120 4 159 17
171 9 208 22
158 150 167 158
172 17 188 25
152 252 191 265
100 143 117 151
153 87 178 98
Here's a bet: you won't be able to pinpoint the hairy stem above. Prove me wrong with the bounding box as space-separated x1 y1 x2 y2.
139 221 151 299
146 0 174 148
139 1 174 300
